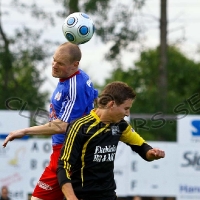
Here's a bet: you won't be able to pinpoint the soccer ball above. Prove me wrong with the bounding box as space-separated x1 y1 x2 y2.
62 12 95 45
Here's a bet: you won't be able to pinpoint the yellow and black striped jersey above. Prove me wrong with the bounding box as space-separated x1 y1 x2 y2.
57 109 153 199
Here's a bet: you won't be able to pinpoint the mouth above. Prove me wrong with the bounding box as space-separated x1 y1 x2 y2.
52 69 59 73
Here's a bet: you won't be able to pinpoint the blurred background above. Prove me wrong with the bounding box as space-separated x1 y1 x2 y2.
0 0 200 199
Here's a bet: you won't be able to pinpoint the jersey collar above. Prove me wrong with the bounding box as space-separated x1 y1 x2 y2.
59 70 80 82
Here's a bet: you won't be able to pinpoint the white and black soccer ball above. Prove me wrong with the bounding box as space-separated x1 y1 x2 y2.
62 12 95 45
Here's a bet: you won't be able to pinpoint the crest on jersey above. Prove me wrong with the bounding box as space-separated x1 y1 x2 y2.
54 92 62 101
87 79 92 87
111 126 120 135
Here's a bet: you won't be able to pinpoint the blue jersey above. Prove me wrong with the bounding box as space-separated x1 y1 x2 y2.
49 69 98 145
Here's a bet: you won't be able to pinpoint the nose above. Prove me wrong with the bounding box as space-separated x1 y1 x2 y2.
52 61 58 68
125 110 130 116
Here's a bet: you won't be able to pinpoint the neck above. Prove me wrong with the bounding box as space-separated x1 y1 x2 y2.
59 70 80 82
95 108 111 124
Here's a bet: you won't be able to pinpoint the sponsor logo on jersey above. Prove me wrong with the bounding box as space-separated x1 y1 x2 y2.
111 126 120 135
37 181 53 190
49 104 57 120
54 92 62 101
93 145 117 162
86 79 92 87
94 145 117 154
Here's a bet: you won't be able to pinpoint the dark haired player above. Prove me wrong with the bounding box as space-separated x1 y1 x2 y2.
57 81 165 200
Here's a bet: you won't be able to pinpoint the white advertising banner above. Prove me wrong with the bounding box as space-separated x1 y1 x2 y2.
176 144 200 200
1 139 200 199
127 142 178 197
177 115 200 144
114 142 178 197
0 110 30 133
177 176 200 200
178 144 200 175
0 139 52 200
114 142 130 196
1 112 200 199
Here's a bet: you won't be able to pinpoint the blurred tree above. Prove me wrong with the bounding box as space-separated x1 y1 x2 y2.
0 1 59 112
0 0 147 110
54 0 146 60
103 46 200 141
158 0 168 113
0 26 51 111
9 0 146 61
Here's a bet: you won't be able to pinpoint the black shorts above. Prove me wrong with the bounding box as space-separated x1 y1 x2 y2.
64 194 117 200
80 196 117 200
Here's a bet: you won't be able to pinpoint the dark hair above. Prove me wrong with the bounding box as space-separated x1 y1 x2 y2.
98 81 136 108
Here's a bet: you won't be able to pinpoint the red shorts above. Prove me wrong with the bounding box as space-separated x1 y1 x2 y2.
32 144 64 200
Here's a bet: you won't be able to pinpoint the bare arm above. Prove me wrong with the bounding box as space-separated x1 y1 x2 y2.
2 119 68 147
61 183 78 200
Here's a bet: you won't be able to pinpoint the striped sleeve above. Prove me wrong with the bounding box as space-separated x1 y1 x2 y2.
60 76 77 122
120 125 146 146
120 125 153 161
57 116 92 187
57 120 83 187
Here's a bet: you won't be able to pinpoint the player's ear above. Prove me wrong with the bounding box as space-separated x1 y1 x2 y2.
107 101 115 108
73 61 79 67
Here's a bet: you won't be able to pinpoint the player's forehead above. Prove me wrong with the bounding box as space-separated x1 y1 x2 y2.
118 99 133 108
53 48 70 63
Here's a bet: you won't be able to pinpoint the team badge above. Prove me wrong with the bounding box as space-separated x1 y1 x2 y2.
111 126 120 135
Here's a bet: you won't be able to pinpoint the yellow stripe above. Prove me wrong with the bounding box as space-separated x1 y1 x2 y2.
62 115 94 179
66 116 94 161
61 114 93 161
81 124 109 186
86 120 100 134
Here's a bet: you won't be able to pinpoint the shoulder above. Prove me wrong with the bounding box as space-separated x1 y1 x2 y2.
118 119 129 131
77 70 96 89
79 69 89 76
77 69 91 82
71 113 95 129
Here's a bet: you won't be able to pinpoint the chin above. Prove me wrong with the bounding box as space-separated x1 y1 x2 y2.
52 73 59 78
113 119 121 123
